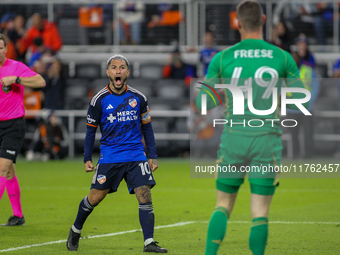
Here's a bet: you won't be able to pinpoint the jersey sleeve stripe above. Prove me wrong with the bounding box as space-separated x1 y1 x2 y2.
86 123 98 128
127 86 147 102
286 71 299 79
90 87 109 106
285 77 303 86
280 48 288 74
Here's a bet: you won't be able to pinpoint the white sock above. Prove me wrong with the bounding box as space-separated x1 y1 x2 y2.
144 238 154 246
72 225 82 234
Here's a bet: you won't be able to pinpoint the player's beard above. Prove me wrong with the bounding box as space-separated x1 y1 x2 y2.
110 76 127 92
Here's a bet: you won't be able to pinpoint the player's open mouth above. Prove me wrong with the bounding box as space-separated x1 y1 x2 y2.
115 77 122 85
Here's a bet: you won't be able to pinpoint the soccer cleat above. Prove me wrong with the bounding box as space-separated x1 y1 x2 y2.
66 227 81 251
143 241 168 253
1 216 25 226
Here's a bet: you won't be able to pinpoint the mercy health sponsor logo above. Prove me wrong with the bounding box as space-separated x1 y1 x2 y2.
199 81 311 128
107 110 138 123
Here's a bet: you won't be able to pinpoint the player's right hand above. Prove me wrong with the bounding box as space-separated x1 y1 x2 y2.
85 161 94 172
149 158 159 172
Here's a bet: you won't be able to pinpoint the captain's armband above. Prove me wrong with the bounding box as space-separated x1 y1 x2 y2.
141 108 151 124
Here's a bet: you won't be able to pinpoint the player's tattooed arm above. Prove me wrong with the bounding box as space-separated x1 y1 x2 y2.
85 161 94 172
135 185 152 203
148 158 159 172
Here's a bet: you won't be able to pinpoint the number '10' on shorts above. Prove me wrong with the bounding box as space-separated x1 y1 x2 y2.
91 161 156 194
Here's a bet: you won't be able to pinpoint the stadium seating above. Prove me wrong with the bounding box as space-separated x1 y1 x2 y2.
319 79 339 98
127 78 155 97
74 117 101 152
173 118 190 153
313 97 338 111
314 64 328 78
75 63 102 79
154 79 187 109
148 102 173 111
58 19 80 45
155 80 185 98
64 79 90 109
150 118 171 156
139 63 164 79
61 62 70 78
314 120 337 154
91 78 110 95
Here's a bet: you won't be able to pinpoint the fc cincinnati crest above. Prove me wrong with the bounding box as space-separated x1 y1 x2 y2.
129 99 137 108
97 175 106 184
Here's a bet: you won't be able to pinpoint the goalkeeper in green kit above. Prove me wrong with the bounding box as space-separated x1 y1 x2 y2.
196 1 310 254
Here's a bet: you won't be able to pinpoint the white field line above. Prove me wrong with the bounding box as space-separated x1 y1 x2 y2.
0 220 339 253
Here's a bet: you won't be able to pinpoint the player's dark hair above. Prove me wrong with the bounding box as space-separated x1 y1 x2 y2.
107 55 130 70
0 33 7 47
236 0 263 31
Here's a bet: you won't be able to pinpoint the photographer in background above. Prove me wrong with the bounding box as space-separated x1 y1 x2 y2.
26 111 67 161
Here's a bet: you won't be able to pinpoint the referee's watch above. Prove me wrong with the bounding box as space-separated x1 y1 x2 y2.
15 77 21 84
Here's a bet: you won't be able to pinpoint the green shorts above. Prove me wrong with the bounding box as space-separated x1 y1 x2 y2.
216 130 282 194
216 181 277 195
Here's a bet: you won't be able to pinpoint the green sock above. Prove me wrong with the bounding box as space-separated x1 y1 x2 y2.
249 217 268 255
205 206 229 255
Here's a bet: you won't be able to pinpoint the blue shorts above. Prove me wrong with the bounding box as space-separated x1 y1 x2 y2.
91 161 156 194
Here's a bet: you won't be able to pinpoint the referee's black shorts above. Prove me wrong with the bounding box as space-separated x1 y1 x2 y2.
0 117 26 163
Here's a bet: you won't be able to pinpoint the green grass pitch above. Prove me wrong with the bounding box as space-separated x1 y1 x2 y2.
0 158 339 254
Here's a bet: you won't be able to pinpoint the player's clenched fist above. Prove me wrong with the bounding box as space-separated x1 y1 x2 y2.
148 158 159 172
84 161 94 172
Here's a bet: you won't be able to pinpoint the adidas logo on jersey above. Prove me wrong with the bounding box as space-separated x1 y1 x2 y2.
106 104 114 110
149 176 153 180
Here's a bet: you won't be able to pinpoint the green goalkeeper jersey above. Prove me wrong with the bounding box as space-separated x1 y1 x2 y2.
196 39 309 135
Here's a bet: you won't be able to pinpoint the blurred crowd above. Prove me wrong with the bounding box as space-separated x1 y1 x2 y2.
1 12 65 112
0 11 66 161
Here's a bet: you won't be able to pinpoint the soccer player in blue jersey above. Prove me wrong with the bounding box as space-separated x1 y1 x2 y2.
66 55 167 253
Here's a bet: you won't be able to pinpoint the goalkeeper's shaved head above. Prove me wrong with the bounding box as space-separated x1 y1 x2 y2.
236 0 263 32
